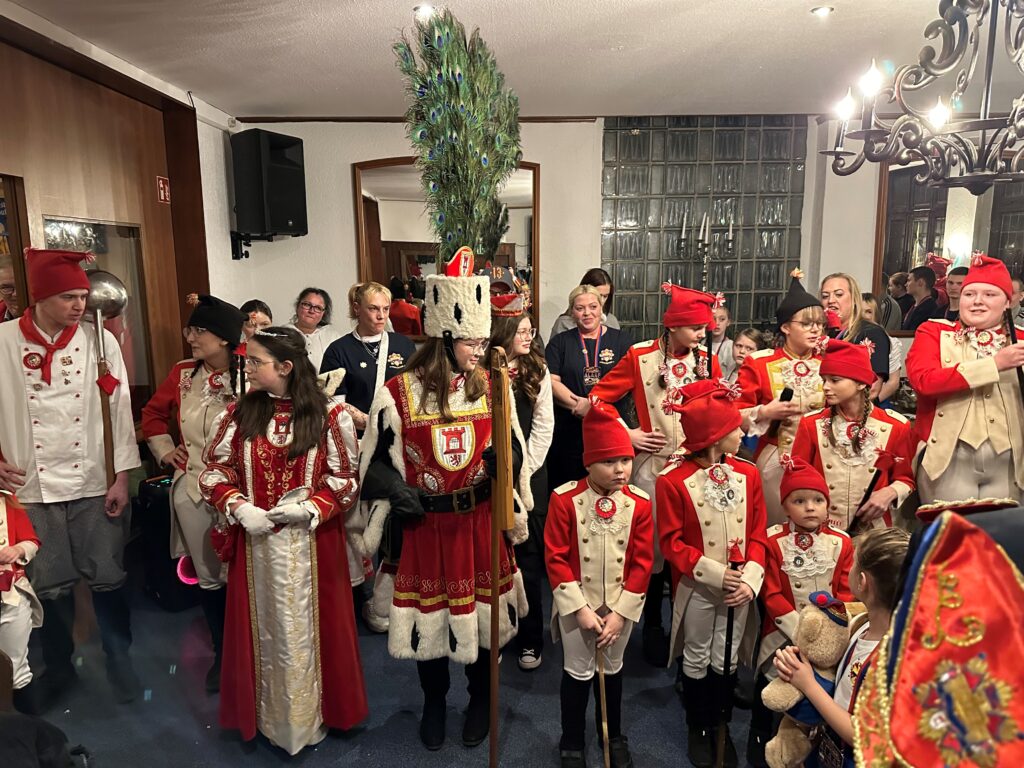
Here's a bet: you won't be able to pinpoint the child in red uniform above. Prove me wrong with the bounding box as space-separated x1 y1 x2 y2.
747 456 854 766
657 379 768 768
546 404 653 768
790 339 915 533
0 490 42 713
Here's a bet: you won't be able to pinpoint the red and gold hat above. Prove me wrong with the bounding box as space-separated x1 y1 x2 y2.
962 252 1013 300
490 292 526 318
670 379 742 453
853 511 1024 767
661 282 720 330
26 247 92 302
915 497 1019 524
779 454 830 504
582 401 634 467
820 338 875 386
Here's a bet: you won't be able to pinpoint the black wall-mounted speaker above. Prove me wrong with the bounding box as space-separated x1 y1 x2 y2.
230 128 308 237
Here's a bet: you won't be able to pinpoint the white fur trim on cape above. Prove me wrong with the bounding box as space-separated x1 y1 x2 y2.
387 570 527 663
423 274 491 339
371 570 395 621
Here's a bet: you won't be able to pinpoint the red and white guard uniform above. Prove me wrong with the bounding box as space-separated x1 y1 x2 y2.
350 370 530 664
200 398 367 755
790 407 915 531
657 455 768 677
736 347 823 526
0 492 42 690
590 339 721 569
757 521 853 670
142 360 233 588
908 317 1024 503
545 479 653 678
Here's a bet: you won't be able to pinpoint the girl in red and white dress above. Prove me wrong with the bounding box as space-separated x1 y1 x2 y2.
790 339 915 533
200 327 366 755
735 271 826 526
0 490 42 713
656 379 768 768
351 248 531 751
590 283 722 666
141 293 245 693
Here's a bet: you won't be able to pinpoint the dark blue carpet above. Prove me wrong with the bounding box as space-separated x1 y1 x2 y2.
39 589 751 766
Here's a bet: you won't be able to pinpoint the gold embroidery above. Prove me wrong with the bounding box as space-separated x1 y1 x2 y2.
920 566 985 650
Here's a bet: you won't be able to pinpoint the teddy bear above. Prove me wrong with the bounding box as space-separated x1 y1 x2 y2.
761 591 866 768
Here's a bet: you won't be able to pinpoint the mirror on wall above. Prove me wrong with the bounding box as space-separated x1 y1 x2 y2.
43 217 153 418
353 157 540 338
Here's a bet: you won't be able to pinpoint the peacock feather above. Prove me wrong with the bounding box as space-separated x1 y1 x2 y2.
394 9 521 269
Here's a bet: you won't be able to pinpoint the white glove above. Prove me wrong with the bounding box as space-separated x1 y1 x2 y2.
231 502 274 536
268 500 318 528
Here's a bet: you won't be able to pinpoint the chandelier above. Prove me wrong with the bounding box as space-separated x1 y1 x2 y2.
823 1 1024 195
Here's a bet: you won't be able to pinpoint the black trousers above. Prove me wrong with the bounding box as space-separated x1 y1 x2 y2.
513 468 548 653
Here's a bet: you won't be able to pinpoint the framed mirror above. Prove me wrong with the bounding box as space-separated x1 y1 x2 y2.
353 156 540 339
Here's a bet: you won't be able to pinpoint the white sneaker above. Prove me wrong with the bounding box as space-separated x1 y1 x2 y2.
518 648 542 671
361 602 389 633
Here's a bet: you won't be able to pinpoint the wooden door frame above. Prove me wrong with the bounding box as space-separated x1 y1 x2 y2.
0 175 32 308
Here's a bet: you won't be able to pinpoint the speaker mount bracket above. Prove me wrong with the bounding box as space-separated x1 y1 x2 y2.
230 231 277 260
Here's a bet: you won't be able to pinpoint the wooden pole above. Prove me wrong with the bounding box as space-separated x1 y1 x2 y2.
488 346 515 768
597 648 611 768
95 309 115 486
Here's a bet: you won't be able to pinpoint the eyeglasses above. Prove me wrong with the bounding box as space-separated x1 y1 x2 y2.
515 328 537 340
0 283 15 297
299 301 326 314
795 321 825 330
182 326 209 339
459 340 489 354
243 357 273 371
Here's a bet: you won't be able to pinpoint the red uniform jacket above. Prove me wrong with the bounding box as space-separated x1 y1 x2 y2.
790 406 916 531
389 299 422 336
545 479 653 623
735 347 824 457
0 492 40 594
758 522 854 667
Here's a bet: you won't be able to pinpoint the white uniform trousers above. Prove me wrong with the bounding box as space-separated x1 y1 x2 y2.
755 444 786 528
631 451 665 573
172 482 226 590
918 440 1022 505
557 612 634 681
0 591 34 688
681 585 750 679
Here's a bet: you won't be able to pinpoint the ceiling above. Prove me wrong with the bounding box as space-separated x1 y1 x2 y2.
362 165 535 206
11 0 1024 118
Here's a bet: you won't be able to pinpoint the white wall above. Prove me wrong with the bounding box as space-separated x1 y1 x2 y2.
202 120 603 335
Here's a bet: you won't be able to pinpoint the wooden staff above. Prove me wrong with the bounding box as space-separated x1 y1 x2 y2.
488 346 516 768
1004 309 1024 404
716 552 744 768
597 647 611 768
94 308 115 487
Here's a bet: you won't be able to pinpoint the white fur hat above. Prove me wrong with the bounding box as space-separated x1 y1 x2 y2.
424 247 491 339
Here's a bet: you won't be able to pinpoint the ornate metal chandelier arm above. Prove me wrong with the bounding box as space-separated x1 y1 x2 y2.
1004 0 1024 71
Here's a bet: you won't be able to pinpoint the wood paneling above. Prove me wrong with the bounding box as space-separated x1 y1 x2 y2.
0 41 184 379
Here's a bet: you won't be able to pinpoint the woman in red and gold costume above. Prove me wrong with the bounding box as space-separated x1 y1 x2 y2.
199 326 366 755
350 248 531 752
141 294 245 693
736 270 826 525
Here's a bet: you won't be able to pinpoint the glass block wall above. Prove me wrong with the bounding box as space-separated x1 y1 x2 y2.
601 116 807 341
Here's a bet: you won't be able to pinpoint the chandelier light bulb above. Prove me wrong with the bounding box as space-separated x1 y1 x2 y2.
928 97 950 129
835 89 856 122
414 4 434 21
859 60 884 98
811 6 834 17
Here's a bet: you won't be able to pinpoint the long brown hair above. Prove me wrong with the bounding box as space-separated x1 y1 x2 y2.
235 327 328 458
825 387 872 454
489 313 546 405
405 337 488 421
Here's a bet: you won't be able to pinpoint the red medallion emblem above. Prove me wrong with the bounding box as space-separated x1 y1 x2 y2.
976 329 994 346
795 532 813 551
23 352 43 370
207 374 225 391
792 360 810 378
846 422 861 441
671 361 688 379
708 465 728 485
595 496 617 520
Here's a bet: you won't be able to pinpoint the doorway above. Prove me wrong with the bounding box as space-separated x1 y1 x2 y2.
0 174 30 320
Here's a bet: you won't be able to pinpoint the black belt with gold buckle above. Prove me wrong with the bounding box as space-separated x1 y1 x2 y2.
420 482 492 513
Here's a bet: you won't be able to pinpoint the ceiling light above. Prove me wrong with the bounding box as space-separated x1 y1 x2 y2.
414 4 434 21
811 6 834 18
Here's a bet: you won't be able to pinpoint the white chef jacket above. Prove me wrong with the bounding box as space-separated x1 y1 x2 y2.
0 320 140 504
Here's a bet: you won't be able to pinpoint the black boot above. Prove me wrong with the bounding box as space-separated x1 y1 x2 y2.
199 588 226 694
417 658 450 750
560 671 591 767
12 680 43 716
681 673 714 768
642 569 669 666
463 651 490 747
35 593 78 705
596 672 631 768
91 586 141 704
746 673 775 768
708 670 738 768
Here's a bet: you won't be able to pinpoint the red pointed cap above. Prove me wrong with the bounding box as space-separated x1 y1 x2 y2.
662 282 720 329
26 248 92 301
820 338 874 386
779 453 830 504
962 253 1013 299
671 379 742 453
582 402 634 467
